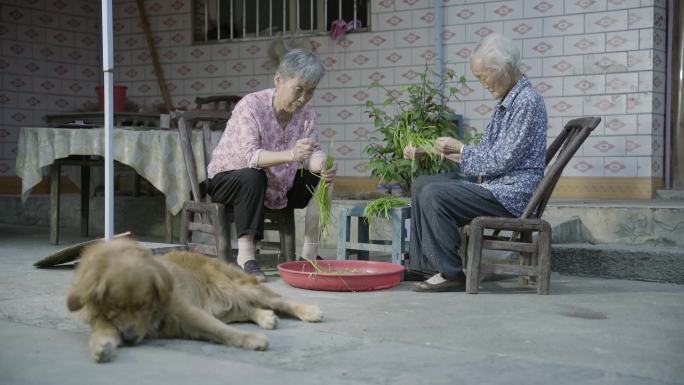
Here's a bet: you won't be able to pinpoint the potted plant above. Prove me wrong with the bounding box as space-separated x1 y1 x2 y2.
364 65 470 196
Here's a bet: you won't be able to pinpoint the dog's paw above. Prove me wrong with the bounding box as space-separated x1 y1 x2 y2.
91 340 116 363
240 333 269 351
296 304 322 322
254 309 279 330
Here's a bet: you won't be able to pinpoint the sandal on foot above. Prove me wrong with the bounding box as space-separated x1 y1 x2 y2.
412 273 465 292
242 260 266 282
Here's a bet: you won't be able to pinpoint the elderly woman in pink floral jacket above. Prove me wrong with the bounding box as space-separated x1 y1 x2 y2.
206 49 336 280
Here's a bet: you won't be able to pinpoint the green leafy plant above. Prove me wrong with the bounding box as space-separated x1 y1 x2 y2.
363 65 468 192
362 196 409 234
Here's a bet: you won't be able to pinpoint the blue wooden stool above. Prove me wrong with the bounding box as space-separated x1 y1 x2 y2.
336 204 410 265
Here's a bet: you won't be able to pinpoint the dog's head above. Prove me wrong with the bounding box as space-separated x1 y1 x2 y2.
66 238 173 345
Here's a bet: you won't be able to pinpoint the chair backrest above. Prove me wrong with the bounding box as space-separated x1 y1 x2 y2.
195 95 242 113
520 116 601 219
171 110 229 203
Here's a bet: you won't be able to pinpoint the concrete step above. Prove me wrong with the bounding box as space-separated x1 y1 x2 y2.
552 243 684 284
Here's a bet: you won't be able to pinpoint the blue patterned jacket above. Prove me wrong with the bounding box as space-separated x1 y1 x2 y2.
459 75 547 217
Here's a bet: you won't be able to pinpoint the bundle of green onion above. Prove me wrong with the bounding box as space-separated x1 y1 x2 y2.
307 149 335 241
362 196 409 234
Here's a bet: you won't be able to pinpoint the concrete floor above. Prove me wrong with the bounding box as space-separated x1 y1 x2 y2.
1 223 683 385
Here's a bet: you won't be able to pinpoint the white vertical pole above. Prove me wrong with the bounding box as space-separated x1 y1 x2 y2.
434 0 444 98
310 0 313 32
242 0 246 38
101 0 114 240
217 0 221 39
230 0 234 40
282 0 286 35
324 0 327 31
269 0 273 36
296 0 300 31
256 0 260 37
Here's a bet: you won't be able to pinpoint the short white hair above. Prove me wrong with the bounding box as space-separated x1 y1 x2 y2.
277 49 325 86
471 33 521 75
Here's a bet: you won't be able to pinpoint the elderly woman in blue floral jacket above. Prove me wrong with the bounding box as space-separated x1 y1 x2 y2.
404 33 548 292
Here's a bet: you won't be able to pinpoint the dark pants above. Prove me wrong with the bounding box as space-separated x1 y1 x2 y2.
407 173 513 280
206 168 319 240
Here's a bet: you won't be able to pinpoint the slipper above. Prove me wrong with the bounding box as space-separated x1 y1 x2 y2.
412 273 465 292
242 260 266 283
403 269 433 282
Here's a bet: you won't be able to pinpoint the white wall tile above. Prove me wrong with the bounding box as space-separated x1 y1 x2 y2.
504 18 543 39
565 0 607 14
603 114 638 135
524 0 564 17
607 0 640 9
604 157 637 177
584 94 626 115
484 0 524 21
543 14 584 36
545 96 584 116
523 37 564 57
465 22 504 43
543 55 584 76
605 72 638 93
446 4 486 25
625 135 652 156
584 136 625 156
518 57 543 77
563 157 605 176
564 33 606 55
628 7 654 29
583 52 628 74
585 10 629 33
531 76 564 97
563 74 606 96
605 30 639 52
626 92 653 114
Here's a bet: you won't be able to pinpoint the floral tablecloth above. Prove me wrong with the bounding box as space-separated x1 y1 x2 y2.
16 127 206 215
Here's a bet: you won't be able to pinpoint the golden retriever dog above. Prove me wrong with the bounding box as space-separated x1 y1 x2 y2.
66 238 321 363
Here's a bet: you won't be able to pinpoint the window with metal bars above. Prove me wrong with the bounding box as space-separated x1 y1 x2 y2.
193 0 369 42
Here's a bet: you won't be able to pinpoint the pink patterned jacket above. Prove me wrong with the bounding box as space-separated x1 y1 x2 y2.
207 88 324 209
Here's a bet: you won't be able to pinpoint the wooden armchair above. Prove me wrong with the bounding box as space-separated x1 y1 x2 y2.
462 116 602 294
172 110 296 262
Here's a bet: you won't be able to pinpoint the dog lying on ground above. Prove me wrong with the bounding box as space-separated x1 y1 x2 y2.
66 238 321 363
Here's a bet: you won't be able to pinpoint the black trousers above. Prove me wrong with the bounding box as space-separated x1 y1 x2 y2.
407 173 513 280
207 168 320 240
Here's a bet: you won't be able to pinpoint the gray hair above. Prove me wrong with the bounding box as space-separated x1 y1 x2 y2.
471 33 521 75
277 49 326 86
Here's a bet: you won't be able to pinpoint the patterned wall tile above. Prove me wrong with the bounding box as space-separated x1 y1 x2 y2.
361 31 396 51
545 96 583 116
378 10 413 30
605 72 638 94
563 74 606 96
564 33 606 55
604 157 637 177
542 55 584 76
628 7 654 29
465 22 504 43
345 51 380 69
446 3 486 25
608 0 640 9
584 94 626 115
625 135 652 156
585 10 628 33
522 37 564 57
524 0 564 17
543 14 584 36
484 1 524 21
504 18 543 39
532 76 564 97
563 157 605 177
603 114 638 136
636 156 652 177
394 28 430 48
565 0 607 14
605 30 638 52
583 52 628 74
584 136 625 156
395 0 430 11
412 9 436 28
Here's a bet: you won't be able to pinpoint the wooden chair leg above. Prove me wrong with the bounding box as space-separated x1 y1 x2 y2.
179 206 190 245
357 216 370 260
281 210 296 262
465 225 483 294
336 209 351 260
50 162 61 245
537 227 552 295
80 164 90 237
214 210 230 263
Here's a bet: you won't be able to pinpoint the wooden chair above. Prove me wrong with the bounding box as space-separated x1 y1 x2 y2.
195 95 242 112
462 116 602 295
172 110 296 262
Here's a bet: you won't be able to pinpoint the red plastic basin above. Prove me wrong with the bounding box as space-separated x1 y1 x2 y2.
277 260 404 292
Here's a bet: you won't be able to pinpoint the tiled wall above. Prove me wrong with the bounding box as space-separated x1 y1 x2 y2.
1 0 667 185
0 0 102 177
